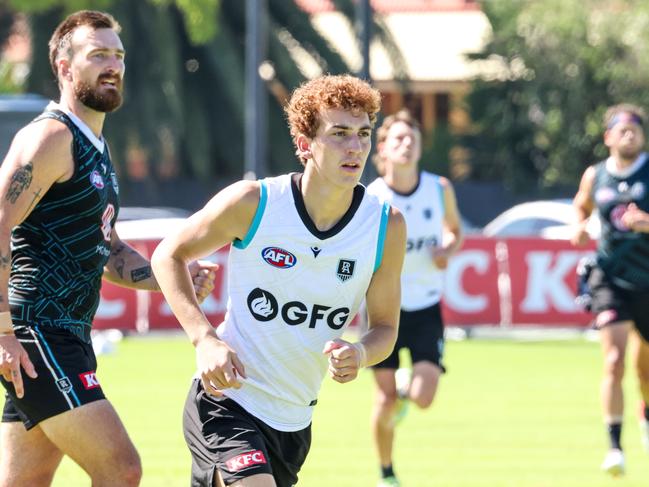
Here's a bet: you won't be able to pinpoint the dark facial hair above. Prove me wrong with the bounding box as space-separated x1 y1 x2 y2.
74 76 123 113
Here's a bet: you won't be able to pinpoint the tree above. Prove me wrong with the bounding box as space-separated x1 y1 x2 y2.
7 0 405 207
465 0 649 192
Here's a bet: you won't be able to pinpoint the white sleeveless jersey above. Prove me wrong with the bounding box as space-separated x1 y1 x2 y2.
218 173 390 431
367 171 445 310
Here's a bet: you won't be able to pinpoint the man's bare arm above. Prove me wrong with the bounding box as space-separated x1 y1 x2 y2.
152 180 260 340
151 180 260 395
572 165 596 246
0 119 73 396
103 230 159 291
360 207 407 366
0 121 73 320
435 177 464 268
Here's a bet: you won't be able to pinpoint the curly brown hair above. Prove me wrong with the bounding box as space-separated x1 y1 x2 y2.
371 109 420 175
285 74 381 164
49 10 121 80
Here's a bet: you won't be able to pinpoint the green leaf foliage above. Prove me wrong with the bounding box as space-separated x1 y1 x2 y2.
466 0 649 192
11 0 406 206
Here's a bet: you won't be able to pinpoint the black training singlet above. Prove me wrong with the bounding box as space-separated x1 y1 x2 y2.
592 155 649 291
9 109 120 342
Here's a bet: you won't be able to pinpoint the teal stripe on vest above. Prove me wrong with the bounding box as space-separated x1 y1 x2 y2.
233 181 268 249
374 202 390 272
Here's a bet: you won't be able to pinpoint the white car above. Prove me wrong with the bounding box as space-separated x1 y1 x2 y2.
115 206 191 240
482 199 600 239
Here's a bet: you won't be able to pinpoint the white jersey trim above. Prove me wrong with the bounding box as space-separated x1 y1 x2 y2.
45 101 106 153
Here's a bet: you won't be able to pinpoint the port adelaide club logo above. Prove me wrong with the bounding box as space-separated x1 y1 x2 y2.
247 288 279 322
337 259 356 282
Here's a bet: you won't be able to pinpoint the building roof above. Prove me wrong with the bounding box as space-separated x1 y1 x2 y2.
289 9 496 89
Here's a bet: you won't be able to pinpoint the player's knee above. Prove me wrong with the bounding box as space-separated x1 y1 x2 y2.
121 463 142 487
376 391 398 410
604 350 625 380
412 393 434 409
118 452 142 486
111 463 142 486
102 448 142 486
373 392 398 422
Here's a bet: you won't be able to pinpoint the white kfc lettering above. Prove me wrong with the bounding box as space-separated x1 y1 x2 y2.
225 450 267 472
78 371 101 390
520 251 589 312
443 250 490 312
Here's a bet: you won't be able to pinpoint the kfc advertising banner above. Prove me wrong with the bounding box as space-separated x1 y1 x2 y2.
93 237 597 331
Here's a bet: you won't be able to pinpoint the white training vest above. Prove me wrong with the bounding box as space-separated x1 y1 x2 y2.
218 173 390 431
367 171 445 310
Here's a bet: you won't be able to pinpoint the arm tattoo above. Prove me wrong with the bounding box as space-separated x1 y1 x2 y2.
131 266 152 283
17 188 44 223
111 243 127 256
6 162 33 204
111 243 139 258
23 188 43 215
114 258 125 279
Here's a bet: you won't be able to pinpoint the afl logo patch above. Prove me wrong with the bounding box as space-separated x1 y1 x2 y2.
261 247 297 269
594 187 616 205
90 170 104 189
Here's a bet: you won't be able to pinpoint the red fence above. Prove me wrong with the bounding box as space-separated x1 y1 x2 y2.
93 236 597 331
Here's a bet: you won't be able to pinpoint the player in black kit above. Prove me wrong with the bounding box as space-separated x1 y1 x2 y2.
572 103 649 476
0 11 215 486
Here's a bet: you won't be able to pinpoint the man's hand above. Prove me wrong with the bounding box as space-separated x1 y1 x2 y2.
195 334 246 396
323 339 364 384
432 247 451 270
188 260 218 304
571 223 591 247
0 335 37 398
622 203 649 232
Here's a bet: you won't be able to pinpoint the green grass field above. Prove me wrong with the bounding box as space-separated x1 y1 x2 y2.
6 335 649 486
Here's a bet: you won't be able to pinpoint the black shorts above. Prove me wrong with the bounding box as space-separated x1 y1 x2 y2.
1 326 105 429
588 267 649 342
374 303 446 371
183 379 311 487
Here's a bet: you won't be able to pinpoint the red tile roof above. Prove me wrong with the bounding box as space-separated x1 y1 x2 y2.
294 0 480 14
